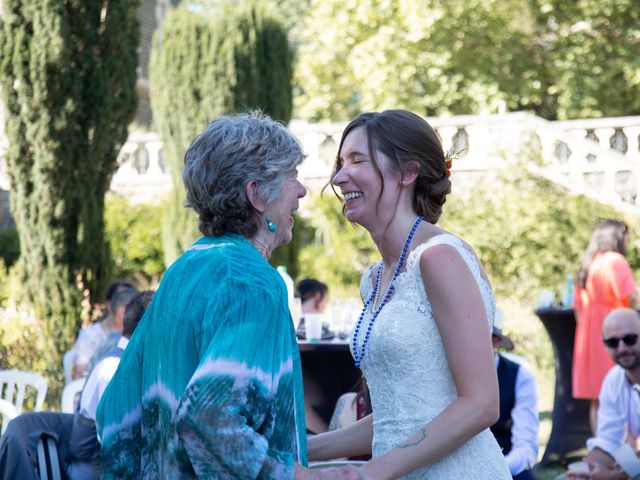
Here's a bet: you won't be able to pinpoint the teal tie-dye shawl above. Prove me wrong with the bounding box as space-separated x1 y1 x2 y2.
96 234 308 479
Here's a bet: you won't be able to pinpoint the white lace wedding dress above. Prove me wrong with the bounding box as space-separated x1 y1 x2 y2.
351 234 511 479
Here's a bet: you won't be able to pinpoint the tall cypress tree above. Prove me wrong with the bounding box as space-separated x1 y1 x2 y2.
0 1 140 361
150 1 293 263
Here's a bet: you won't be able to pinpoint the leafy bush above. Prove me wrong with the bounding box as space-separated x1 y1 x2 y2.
104 194 166 288
296 170 625 301
440 169 628 301
0 306 61 409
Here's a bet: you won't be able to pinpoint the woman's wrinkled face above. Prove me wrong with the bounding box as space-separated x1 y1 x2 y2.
266 169 307 248
332 126 401 229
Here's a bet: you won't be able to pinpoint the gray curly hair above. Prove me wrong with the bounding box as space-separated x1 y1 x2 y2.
183 112 306 238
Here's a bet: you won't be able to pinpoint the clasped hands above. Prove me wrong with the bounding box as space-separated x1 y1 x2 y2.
295 463 375 480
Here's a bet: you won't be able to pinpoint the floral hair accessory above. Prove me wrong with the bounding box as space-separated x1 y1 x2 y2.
444 146 467 177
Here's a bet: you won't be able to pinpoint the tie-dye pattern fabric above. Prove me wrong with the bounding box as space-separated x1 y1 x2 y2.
96 234 307 479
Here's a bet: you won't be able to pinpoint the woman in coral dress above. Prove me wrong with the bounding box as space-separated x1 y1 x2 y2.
573 219 637 431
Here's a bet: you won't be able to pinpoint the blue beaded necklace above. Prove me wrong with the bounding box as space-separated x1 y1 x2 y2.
352 215 423 369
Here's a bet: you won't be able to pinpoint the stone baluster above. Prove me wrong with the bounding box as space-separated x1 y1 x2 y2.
593 128 616 151
145 140 165 180
624 127 640 162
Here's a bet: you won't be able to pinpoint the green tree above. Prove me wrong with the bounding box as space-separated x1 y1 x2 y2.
530 0 640 119
294 0 638 121
0 1 140 367
294 0 540 121
150 1 294 263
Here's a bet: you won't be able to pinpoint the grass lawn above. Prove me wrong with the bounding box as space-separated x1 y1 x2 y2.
535 464 565 480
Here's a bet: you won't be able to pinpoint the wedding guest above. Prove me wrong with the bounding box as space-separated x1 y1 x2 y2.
567 308 640 480
295 278 331 339
490 310 539 479
573 220 637 432
84 288 139 374
298 278 329 315
71 280 135 379
96 112 360 480
308 109 510 478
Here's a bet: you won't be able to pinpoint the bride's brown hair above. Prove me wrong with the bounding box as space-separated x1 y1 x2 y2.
330 109 451 224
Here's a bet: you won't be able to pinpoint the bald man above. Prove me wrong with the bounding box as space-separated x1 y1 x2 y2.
567 308 640 480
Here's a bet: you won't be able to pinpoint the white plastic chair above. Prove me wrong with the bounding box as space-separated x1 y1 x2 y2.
0 398 18 434
0 370 48 415
62 350 75 384
61 378 85 414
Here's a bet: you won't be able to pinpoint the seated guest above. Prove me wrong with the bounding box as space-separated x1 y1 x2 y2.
0 290 153 480
295 278 329 338
298 278 329 315
490 309 540 480
79 291 155 424
83 288 139 375
71 280 135 379
567 308 640 480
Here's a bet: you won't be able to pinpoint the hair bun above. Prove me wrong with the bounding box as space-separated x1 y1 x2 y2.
428 176 451 198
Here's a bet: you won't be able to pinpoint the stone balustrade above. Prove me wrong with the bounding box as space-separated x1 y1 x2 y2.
552 116 640 164
1 113 639 212
290 113 640 212
531 116 640 213
110 130 170 203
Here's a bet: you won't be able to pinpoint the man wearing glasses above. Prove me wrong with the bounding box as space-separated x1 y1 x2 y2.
567 308 640 479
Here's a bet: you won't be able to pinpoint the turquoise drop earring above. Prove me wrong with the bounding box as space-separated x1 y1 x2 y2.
266 216 277 233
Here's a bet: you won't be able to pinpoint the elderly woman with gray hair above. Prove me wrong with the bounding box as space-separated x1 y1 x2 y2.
96 113 361 480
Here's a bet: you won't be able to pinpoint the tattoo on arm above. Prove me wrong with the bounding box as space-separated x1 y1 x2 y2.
398 428 427 448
